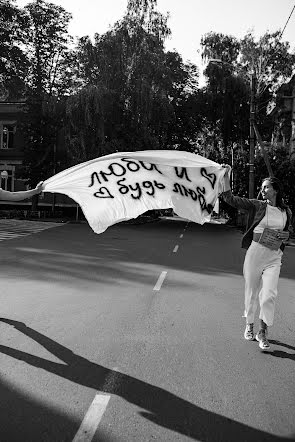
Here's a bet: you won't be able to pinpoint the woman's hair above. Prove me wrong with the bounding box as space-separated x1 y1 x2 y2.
261 176 287 210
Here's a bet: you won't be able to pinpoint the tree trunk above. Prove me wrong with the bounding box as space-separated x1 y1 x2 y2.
31 194 39 212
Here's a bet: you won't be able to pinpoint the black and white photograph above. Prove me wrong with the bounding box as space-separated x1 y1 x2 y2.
0 0 294 440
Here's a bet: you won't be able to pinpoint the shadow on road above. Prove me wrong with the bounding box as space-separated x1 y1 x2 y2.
0 221 242 286
0 220 294 287
0 318 292 442
267 340 295 362
0 368 111 442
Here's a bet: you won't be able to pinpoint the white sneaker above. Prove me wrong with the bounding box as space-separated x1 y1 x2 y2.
255 330 271 350
244 323 255 340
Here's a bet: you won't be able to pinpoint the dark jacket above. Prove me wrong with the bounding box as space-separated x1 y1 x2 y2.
222 190 293 251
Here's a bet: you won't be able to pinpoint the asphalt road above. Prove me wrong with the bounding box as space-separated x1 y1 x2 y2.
0 218 294 442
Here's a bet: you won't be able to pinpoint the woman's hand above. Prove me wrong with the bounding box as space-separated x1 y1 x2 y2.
35 181 44 194
221 164 231 192
276 230 289 242
221 164 231 174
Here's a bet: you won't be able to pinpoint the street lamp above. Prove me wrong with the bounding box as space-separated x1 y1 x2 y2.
231 142 237 191
52 143 56 215
249 71 256 198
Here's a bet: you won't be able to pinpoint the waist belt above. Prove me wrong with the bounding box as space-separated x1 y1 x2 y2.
252 230 283 251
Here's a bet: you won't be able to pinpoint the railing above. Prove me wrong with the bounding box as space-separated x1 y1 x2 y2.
0 209 64 219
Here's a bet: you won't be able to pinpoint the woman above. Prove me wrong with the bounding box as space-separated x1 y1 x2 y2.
221 165 292 351
0 182 43 201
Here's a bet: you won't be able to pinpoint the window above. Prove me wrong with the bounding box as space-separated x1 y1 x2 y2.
0 122 16 149
0 168 14 191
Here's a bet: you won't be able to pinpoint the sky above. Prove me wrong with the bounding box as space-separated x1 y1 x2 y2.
16 0 295 83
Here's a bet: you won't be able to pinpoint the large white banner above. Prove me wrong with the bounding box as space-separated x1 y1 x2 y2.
42 150 226 234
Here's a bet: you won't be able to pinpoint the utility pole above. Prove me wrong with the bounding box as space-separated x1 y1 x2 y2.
52 142 56 215
249 72 255 198
253 122 274 177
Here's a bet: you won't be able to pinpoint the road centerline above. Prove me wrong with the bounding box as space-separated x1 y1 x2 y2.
153 271 167 291
72 393 110 442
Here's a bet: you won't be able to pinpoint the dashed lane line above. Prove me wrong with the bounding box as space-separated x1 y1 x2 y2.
153 271 167 291
72 393 111 442
179 234 183 238
73 223 184 439
72 366 121 441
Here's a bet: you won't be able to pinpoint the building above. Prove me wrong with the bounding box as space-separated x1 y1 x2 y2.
270 74 295 155
0 101 75 213
0 101 25 192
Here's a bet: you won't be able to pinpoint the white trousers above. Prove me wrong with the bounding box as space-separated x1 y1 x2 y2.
243 241 283 326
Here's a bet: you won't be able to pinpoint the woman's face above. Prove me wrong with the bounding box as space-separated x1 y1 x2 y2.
261 179 277 201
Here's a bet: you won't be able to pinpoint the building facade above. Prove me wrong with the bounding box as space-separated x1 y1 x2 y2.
270 75 295 155
0 101 75 212
0 101 25 193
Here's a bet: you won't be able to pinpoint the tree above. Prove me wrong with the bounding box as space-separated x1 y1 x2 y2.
255 145 295 213
239 31 295 141
0 0 28 99
70 0 201 160
200 33 250 149
240 31 295 97
24 0 73 96
65 85 106 164
199 30 295 201
201 32 240 66
201 31 295 142
19 0 73 209
78 0 172 151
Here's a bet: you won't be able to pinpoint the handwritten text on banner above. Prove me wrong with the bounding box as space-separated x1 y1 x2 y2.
42 150 226 234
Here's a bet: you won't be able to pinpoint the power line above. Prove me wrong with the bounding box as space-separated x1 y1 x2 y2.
279 3 295 39
253 2 295 90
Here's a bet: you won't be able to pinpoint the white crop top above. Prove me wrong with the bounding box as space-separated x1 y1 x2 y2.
253 204 287 234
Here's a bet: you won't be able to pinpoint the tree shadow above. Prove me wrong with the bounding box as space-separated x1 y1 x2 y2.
1 220 294 289
0 221 247 289
0 318 291 442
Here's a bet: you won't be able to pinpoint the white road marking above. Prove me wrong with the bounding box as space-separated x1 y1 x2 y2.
173 245 179 253
179 234 183 238
153 271 167 291
0 219 64 242
72 393 110 442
